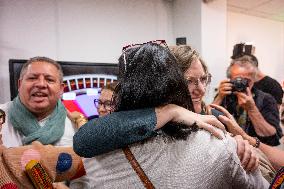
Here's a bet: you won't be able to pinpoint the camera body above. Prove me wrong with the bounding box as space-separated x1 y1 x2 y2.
230 77 249 92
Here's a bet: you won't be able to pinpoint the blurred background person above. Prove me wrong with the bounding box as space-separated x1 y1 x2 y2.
212 103 284 171
0 57 77 147
94 82 117 117
213 56 282 146
231 43 283 108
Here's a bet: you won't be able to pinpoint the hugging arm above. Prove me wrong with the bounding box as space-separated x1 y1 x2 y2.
72 104 226 158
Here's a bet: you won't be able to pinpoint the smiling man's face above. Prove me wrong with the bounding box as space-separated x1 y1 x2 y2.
18 61 63 120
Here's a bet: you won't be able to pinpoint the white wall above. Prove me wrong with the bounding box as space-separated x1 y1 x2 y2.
0 0 174 102
173 0 202 51
172 0 228 103
201 0 227 103
1 0 283 103
227 11 284 83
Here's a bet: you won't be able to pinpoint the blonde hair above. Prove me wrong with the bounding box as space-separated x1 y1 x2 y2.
227 55 257 80
169 45 209 75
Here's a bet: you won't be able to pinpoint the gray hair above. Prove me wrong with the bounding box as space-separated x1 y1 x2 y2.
227 55 257 79
169 45 209 74
19 56 63 82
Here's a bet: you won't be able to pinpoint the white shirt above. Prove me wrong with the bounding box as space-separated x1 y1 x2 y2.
0 101 75 148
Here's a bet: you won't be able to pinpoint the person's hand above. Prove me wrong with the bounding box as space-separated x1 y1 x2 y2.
196 114 226 139
67 110 82 121
171 105 226 139
234 135 259 172
209 104 246 137
218 79 233 97
235 87 256 111
66 110 88 129
213 79 232 105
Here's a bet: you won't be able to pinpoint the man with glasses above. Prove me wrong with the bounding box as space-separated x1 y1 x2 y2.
213 55 282 146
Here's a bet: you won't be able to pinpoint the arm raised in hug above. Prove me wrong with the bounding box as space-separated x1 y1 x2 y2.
72 104 226 158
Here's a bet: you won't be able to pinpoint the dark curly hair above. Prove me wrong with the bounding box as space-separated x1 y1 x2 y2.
114 43 197 140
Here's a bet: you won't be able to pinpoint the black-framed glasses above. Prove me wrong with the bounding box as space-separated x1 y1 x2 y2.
122 40 168 71
186 73 212 88
94 99 112 111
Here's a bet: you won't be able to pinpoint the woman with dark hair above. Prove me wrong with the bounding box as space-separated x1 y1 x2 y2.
114 43 197 140
73 43 269 188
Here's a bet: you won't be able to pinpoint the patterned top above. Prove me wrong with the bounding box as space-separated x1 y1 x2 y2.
82 130 269 189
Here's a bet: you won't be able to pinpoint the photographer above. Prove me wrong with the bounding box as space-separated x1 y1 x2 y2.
231 43 283 108
213 56 282 146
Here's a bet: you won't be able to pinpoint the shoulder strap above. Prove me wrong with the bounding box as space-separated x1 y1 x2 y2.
122 147 155 189
269 166 284 189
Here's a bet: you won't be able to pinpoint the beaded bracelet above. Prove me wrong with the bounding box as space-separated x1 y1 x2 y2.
253 137 260 148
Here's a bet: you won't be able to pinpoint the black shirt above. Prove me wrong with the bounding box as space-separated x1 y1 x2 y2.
221 87 282 146
254 76 283 105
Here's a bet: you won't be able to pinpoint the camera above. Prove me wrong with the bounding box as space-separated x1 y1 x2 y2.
230 77 249 92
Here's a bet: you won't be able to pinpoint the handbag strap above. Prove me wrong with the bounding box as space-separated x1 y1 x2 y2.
122 146 155 189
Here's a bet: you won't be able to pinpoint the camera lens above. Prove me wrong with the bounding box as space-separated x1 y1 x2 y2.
231 77 248 92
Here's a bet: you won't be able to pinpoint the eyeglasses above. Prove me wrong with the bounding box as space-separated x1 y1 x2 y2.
94 99 112 111
186 74 212 87
122 40 168 71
